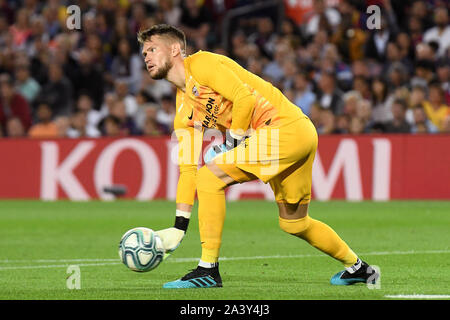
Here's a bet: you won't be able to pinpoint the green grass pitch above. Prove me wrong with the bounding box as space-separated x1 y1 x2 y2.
0 200 449 300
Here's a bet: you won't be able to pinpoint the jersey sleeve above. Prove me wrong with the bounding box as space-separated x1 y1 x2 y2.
173 93 203 206
189 51 256 135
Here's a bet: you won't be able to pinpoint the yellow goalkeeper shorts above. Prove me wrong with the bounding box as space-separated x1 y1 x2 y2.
214 116 318 204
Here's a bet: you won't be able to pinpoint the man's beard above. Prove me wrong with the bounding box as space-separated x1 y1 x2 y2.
150 60 173 80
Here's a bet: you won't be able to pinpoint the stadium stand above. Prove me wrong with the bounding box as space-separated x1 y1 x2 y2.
0 0 449 138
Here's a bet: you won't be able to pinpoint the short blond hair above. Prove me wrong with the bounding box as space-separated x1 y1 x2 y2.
137 24 186 55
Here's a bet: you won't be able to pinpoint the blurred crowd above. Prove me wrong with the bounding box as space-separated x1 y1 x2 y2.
0 0 449 139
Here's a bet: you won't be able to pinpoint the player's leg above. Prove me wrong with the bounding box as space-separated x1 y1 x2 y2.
272 132 379 285
163 161 257 289
277 200 359 267
277 200 378 285
198 161 258 263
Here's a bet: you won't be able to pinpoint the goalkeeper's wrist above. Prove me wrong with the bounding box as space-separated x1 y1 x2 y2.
174 209 191 232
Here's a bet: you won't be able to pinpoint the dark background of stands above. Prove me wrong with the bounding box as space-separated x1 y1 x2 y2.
0 0 449 139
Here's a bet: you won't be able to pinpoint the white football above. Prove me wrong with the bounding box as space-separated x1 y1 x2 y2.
119 227 165 272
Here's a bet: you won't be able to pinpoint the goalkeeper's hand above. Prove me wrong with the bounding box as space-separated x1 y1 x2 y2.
155 227 185 253
204 130 248 164
155 209 190 260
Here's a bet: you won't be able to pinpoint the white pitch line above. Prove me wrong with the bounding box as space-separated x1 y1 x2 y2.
385 294 450 299
0 249 449 271
361 249 450 256
166 249 450 263
0 258 119 263
1 249 448 264
166 253 319 263
0 262 121 270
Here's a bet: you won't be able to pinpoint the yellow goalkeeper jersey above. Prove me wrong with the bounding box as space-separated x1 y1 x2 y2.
175 50 305 132
173 50 308 205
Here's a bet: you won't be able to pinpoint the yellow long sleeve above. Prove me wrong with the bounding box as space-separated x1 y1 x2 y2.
173 104 203 206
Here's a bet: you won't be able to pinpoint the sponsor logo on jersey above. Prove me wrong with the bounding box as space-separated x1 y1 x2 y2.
202 97 219 128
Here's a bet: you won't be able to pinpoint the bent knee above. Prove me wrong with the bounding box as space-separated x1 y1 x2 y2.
279 215 311 235
277 202 309 220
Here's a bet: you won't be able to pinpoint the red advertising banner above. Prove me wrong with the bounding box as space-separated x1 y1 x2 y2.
0 134 449 201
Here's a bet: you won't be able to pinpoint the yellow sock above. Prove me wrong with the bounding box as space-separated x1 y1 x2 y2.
280 216 358 267
196 166 227 264
299 218 357 267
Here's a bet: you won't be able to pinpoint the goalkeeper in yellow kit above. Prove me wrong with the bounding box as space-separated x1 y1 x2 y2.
138 24 378 288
